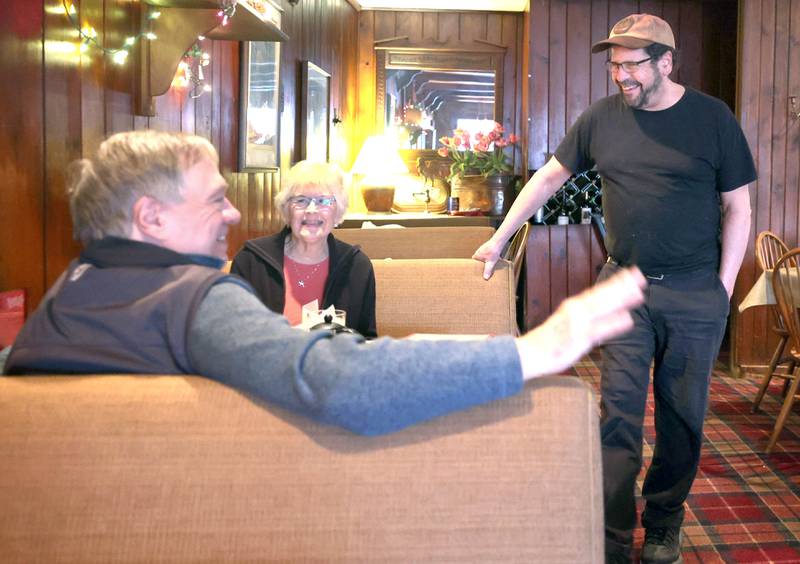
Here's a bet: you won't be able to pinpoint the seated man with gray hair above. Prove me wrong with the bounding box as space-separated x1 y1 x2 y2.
3 130 646 436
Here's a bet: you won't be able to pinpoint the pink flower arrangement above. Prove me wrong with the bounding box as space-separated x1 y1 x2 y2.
437 122 519 179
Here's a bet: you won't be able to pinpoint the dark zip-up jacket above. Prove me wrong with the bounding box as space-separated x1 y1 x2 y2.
231 228 377 338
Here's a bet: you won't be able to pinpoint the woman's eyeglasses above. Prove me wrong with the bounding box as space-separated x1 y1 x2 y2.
289 195 337 209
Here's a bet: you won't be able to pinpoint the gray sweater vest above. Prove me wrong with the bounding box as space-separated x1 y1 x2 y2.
5 259 230 375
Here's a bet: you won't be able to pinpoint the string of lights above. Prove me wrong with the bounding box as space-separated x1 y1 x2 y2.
59 1 244 99
60 0 159 65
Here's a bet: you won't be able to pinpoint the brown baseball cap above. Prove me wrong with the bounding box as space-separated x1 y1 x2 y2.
591 13 675 53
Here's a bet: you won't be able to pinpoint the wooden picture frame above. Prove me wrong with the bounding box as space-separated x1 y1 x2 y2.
240 40 281 171
298 61 331 162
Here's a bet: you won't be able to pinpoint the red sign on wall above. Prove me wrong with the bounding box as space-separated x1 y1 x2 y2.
0 289 26 347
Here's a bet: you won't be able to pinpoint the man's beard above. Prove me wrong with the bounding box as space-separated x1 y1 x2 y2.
617 72 662 109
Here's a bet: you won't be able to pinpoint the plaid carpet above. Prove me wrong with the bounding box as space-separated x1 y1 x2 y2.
570 355 800 563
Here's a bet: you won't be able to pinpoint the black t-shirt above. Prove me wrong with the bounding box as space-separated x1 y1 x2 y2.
555 88 756 274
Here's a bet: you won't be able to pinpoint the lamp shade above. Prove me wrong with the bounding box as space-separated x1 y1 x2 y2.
351 135 408 176
351 135 407 213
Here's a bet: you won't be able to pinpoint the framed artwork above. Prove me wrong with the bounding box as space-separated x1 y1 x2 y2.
299 61 331 162
240 41 281 170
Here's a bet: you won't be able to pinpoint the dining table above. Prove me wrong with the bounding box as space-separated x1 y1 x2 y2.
739 268 800 313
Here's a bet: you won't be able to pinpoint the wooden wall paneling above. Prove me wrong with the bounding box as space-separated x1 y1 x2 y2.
700 2 721 100
521 6 531 176
150 88 184 132
566 224 592 298
500 13 520 154
590 0 610 105
752 0 777 364
637 0 663 17
80 0 106 156
281 5 299 171
461 12 488 42
524 224 603 330
248 173 265 239
438 13 460 44
216 41 239 171
181 90 196 134
547 2 567 158
751 0 796 367
677 2 703 90
548 226 569 323
225 173 242 257
104 0 136 136
195 50 214 143
506 12 524 170
529 0 550 169
395 11 424 43
734 0 761 368
788 1 800 247
772 0 791 244
340 7 351 164
43 0 83 291
566 1 591 131
0 0 45 310
421 12 438 42
374 11 396 41
525 226 552 328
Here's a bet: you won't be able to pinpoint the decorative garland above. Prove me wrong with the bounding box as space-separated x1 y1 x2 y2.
60 0 159 65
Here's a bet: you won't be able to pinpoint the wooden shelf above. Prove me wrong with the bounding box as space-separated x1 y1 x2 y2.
142 0 221 8
135 0 287 116
205 2 288 42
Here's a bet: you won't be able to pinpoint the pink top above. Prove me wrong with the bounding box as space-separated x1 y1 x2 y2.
282 256 329 326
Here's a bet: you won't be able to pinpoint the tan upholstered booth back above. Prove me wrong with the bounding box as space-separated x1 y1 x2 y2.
332 226 517 337
372 257 516 337
0 374 603 563
333 226 495 259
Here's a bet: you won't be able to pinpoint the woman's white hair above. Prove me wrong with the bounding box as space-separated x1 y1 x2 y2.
275 160 349 226
68 130 218 244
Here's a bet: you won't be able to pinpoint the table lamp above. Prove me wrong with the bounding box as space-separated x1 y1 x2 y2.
351 135 408 213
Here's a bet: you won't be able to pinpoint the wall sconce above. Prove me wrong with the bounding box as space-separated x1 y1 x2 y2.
791 96 800 121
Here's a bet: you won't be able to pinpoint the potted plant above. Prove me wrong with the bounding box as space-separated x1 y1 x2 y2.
437 123 519 214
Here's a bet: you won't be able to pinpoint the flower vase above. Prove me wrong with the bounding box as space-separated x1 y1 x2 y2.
450 173 514 215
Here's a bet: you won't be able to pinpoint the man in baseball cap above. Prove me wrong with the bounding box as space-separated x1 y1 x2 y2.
474 13 755 564
591 13 675 53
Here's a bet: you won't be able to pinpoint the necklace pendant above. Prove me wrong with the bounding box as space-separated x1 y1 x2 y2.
298 280 305 287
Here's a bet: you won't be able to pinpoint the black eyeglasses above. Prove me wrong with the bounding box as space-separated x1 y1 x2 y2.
605 56 652 73
289 195 337 209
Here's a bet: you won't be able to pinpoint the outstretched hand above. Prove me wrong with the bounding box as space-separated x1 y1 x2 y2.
473 239 505 280
515 267 646 380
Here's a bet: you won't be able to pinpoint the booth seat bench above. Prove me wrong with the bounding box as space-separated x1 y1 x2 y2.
0 372 603 563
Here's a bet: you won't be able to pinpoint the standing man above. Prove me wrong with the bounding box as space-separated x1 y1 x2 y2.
474 13 755 564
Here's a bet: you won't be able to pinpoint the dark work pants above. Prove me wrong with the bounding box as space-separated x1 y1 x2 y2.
597 261 729 556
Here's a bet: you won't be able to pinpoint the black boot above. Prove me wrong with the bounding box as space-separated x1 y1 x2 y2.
641 527 683 563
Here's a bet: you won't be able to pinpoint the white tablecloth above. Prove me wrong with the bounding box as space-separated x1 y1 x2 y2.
738 270 773 312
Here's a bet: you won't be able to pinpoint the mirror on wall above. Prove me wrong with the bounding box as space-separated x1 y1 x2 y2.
376 48 505 152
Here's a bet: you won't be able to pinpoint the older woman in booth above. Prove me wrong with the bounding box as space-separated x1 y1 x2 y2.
231 161 377 338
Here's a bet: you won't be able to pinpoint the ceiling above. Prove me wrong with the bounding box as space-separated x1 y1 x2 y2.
354 0 527 12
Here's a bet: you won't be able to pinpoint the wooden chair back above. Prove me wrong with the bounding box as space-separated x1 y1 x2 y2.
757 231 791 333
503 222 530 286
756 230 790 272
772 249 800 351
